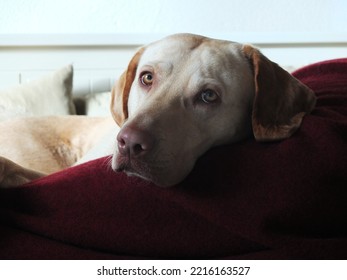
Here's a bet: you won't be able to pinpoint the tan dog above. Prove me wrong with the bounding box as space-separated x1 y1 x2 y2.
0 33 316 188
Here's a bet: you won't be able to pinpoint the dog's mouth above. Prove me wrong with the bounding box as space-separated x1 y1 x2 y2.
113 154 154 182
112 153 182 187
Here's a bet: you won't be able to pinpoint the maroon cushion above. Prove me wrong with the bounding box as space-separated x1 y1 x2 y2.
1 58 347 259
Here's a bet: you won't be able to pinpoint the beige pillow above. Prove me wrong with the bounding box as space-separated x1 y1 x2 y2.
0 65 76 122
84 91 112 116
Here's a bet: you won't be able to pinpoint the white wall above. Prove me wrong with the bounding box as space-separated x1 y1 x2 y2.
0 0 346 36
0 0 346 94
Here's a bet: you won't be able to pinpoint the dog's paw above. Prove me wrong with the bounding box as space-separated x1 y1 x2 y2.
0 156 31 188
0 156 21 188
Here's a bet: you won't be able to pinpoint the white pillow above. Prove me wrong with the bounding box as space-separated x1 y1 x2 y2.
0 65 76 122
84 91 111 117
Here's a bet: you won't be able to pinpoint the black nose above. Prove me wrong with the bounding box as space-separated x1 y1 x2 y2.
117 126 155 157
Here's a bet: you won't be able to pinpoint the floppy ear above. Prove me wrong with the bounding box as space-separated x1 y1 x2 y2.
242 45 316 141
111 47 145 126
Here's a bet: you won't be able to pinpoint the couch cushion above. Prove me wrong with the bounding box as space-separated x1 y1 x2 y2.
0 65 75 122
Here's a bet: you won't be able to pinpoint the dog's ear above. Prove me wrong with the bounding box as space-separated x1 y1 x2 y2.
111 47 145 126
242 45 316 141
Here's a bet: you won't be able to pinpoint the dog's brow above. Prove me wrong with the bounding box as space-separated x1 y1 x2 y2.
144 61 173 75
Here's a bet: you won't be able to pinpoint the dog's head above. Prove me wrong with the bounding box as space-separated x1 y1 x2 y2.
110 33 316 187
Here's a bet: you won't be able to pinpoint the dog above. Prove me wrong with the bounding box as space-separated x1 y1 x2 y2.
0 33 316 188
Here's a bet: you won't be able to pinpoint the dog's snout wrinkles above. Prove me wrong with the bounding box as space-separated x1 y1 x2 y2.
117 126 154 157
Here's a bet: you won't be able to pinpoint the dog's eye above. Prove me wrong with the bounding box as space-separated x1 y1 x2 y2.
140 72 154 86
200 90 218 103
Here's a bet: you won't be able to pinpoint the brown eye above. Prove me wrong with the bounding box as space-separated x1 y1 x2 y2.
140 72 154 86
201 90 218 103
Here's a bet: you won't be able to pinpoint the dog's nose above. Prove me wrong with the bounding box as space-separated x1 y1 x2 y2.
117 126 154 157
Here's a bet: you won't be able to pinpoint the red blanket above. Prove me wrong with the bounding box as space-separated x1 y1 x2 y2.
1 58 347 259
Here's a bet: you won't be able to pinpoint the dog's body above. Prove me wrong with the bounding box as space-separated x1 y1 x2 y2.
0 34 316 188
0 116 116 186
